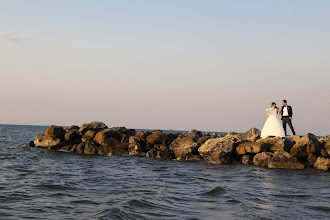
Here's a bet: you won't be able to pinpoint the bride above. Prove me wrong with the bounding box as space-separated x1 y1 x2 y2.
261 102 285 138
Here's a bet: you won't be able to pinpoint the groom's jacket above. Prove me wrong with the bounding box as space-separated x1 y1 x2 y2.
281 105 293 118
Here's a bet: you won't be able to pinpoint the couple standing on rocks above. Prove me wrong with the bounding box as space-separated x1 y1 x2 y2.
261 100 296 139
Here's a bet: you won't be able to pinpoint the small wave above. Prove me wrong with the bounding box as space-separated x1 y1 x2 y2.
70 199 100 205
272 194 312 199
200 186 226 197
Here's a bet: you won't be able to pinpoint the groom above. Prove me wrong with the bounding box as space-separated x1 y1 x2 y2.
281 100 296 136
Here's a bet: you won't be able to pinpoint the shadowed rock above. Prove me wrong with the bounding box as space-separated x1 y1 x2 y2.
146 132 166 145
198 137 237 164
82 130 96 142
242 155 253 165
45 125 66 140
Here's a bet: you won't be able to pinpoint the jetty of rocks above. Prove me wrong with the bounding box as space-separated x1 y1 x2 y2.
24 121 330 171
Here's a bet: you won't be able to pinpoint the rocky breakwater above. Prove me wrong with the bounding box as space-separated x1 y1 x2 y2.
24 122 330 171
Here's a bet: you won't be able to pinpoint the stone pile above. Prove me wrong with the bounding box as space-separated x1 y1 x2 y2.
24 121 330 171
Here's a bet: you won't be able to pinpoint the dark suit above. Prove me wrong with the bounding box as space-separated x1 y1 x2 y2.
281 105 296 135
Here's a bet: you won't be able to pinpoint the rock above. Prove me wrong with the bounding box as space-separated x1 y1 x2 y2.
135 131 151 142
307 153 317 165
198 137 237 164
128 136 144 155
169 136 199 159
290 133 320 159
268 151 304 169
320 149 329 157
314 157 330 171
65 129 81 143
241 128 261 141
78 121 108 135
111 127 128 134
210 133 218 138
236 142 270 155
120 134 130 143
225 132 241 142
76 142 85 154
146 132 166 144
82 130 96 142
188 129 202 141
60 145 73 151
197 137 208 146
93 130 128 156
146 149 157 157
24 141 35 147
45 125 66 140
253 152 272 167
325 139 330 156
34 134 63 149
242 155 253 165
84 141 100 155
68 125 79 130
155 145 173 160
256 137 294 153
69 144 77 152
127 129 136 136
164 133 179 145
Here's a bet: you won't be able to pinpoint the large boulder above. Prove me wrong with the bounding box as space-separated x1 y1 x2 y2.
128 136 144 155
242 155 253 165
83 141 100 155
290 133 320 159
198 137 237 164
241 128 261 141
236 142 270 155
169 136 199 159
325 138 330 156
45 125 66 140
155 144 173 160
78 121 108 135
268 151 304 169
253 152 272 167
164 133 179 145
314 157 330 171
34 134 63 149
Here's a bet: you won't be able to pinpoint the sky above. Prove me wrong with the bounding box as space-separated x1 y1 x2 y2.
0 0 329 135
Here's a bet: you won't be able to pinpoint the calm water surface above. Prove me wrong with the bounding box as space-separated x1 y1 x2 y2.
0 124 329 219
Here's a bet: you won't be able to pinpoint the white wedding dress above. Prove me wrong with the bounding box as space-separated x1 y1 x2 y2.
261 108 285 138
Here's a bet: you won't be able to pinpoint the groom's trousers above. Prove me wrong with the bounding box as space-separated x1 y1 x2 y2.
282 116 296 136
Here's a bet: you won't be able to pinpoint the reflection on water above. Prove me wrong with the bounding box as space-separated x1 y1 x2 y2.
0 124 329 219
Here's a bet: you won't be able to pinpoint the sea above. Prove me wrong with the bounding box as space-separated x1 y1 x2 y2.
0 124 329 220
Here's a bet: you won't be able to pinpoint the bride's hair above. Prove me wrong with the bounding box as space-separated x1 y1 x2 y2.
271 102 279 110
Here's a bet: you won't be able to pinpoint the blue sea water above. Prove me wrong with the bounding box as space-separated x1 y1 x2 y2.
0 124 329 219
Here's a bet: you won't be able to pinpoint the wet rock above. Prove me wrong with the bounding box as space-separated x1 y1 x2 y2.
198 137 237 164
268 151 304 169
146 132 166 145
45 125 66 140
241 128 261 142
253 152 272 167
314 157 330 171
242 155 253 165
236 142 270 155
78 121 108 135
81 130 96 142
34 134 63 149
290 133 320 159
169 136 199 160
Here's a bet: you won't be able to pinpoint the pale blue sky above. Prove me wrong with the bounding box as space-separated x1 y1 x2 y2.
1 0 329 135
